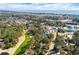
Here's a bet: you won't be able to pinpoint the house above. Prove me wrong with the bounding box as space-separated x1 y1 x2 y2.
47 26 58 33
0 39 4 42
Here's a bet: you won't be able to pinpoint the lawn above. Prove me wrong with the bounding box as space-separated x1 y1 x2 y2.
13 34 30 55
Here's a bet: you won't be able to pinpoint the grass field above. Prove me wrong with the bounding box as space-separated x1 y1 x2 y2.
13 35 30 55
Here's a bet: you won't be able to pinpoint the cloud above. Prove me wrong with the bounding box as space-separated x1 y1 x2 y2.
0 3 79 11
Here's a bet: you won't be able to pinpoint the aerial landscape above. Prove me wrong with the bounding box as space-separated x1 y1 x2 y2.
0 3 79 55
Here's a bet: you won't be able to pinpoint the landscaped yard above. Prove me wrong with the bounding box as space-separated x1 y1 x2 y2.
13 34 30 55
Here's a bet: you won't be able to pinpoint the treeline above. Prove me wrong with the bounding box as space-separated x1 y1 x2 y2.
54 31 79 55
0 22 24 49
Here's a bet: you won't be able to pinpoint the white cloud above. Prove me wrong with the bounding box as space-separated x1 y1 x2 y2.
0 3 79 11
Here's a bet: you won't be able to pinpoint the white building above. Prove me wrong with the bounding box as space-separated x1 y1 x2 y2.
47 26 58 33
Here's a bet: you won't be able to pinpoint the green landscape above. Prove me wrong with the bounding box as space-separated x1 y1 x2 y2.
14 35 30 55
0 4 79 55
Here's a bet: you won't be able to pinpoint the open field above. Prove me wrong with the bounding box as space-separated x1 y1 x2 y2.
14 35 30 55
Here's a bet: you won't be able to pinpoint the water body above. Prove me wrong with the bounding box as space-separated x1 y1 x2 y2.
64 28 76 32
24 10 79 15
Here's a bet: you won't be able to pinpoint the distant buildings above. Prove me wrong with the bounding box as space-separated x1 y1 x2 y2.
46 26 58 33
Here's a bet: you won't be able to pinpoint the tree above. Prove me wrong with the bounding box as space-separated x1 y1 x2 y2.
0 22 24 49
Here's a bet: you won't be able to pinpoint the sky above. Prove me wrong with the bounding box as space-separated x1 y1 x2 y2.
0 3 79 15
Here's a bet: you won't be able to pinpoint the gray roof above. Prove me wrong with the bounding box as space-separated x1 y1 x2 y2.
0 39 3 42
